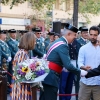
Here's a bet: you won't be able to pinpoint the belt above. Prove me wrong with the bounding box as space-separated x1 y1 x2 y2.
50 70 60 77
49 62 62 74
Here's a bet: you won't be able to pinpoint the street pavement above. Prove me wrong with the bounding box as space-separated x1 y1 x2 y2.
7 85 76 100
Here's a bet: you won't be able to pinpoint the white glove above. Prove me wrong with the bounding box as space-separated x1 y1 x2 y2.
43 54 46 59
7 57 12 62
81 70 88 77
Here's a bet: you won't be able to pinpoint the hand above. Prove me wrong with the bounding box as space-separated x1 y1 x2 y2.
7 57 12 62
85 66 92 70
81 70 88 77
43 54 46 59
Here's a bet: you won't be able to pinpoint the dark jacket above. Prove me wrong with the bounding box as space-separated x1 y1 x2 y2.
85 65 100 78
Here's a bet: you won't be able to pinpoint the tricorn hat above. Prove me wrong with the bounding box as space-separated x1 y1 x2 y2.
32 27 41 32
64 23 78 33
48 32 55 35
0 30 7 34
79 26 88 32
8 29 16 33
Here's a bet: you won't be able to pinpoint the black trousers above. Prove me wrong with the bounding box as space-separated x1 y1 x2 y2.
39 84 58 100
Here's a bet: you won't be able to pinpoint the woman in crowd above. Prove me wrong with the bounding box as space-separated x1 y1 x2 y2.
11 32 36 100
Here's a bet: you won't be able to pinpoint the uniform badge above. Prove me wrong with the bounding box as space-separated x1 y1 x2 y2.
42 43 45 46
37 42 39 44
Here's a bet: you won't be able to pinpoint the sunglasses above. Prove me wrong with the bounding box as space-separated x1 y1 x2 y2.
37 33 41 34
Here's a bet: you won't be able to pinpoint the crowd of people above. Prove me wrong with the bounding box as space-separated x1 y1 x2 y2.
1 23 100 100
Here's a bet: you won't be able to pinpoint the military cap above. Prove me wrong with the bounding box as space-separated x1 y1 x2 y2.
8 29 16 33
32 27 41 32
48 32 55 35
79 26 88 32
19 30 28 34
0 30 7 34
54 33 60 37
64 23 78 33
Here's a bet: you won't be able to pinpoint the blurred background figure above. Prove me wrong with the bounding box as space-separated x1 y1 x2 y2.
77 26 89 46
32 27 46 58
6 29 19 94
54 33 60 40
0 30 11 94
44 32 55 52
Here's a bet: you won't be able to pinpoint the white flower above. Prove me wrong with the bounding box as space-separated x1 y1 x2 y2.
25 72 33 80
40 66 45 70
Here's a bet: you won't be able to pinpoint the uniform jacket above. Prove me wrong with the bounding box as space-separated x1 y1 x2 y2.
42 37 80 88
6 38 19 59
44 38 50 50
0 41 11 66
32 37 46 58
77 37 87 47
68 39 81 60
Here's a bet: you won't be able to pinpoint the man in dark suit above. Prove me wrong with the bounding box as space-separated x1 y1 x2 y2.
39 23 81 100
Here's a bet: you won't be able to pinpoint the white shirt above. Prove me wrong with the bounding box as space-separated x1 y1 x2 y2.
81 37 87 42
62 36 68 45
10 38 16 42
78 42 100 85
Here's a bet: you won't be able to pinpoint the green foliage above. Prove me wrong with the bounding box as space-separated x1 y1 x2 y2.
1 0 100 24
79 0 100 14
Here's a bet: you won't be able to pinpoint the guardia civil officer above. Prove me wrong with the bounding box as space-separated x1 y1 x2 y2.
77 27 89 46
0 30 12 94
59 38 81 100
39 23 81 100
6 29 19 91
7 29 19 58
44 32 55 50
32 27 46 58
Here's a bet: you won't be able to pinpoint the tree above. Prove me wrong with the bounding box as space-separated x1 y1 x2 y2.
1 0 100 26
79 0 100 23
73 0 79 27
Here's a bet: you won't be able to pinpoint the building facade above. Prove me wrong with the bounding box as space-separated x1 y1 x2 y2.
0 2 46 31
53 0 100 28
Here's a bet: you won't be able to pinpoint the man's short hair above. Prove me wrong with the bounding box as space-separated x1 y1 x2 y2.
89 26 100 35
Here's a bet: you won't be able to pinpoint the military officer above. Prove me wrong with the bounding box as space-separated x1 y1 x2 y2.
44 32 55 51
0 30 11 66
20 30 28 37
7 29 19 59
0 30 12 93
77 27 89 46
59 39 81 100
32 27 46 58
39 23 81 100
6 29 19 94
54 33 60 40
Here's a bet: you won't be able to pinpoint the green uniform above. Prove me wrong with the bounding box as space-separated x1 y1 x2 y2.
33 37 46 58
0 40 11 66
6 38 19 59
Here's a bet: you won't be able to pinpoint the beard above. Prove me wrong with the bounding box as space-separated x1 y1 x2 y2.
90 39 97 44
